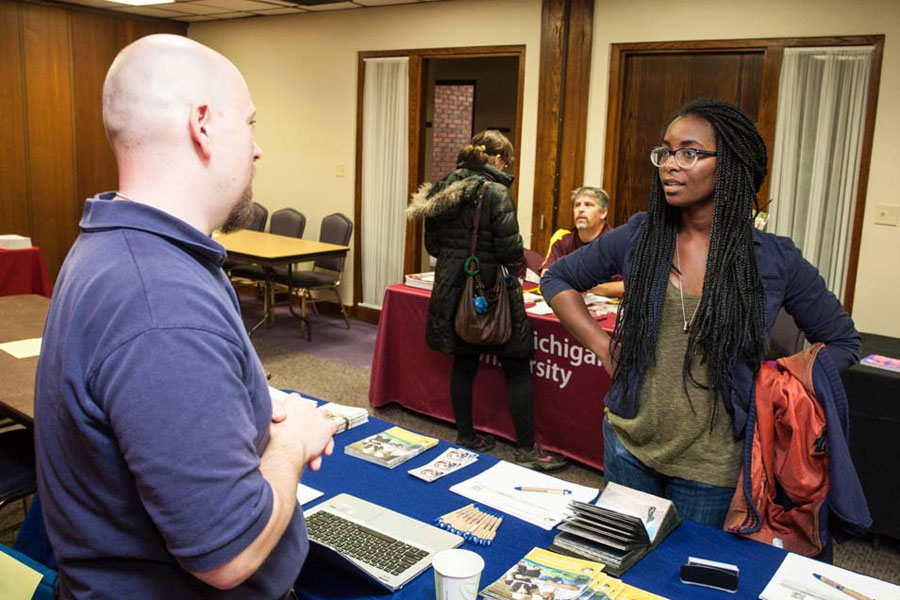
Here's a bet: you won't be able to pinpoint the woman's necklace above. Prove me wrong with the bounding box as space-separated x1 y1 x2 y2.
675 237 700 333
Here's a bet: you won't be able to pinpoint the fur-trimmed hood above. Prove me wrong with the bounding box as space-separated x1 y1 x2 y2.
406 178 475 220
406 164 513 221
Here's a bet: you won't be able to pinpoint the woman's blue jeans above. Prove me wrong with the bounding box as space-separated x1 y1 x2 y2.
602 417 736 528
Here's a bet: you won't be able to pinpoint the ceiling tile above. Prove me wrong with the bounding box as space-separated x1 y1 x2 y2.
176 13 219 20
193 0 278 11
170 1 233 14
302 1 359 10
354 0 419 6
251 6 305 13
108 5 190 16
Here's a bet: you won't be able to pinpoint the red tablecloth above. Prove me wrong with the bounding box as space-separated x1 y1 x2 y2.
0 247 51 297
369 284 614 469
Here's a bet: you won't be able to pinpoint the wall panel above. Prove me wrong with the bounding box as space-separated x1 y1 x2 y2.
0 2 30 237
71 11 120 207
22 3 77 279
2 0 186 283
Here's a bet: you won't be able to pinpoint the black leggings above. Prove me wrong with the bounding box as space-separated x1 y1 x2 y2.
450 353 534 449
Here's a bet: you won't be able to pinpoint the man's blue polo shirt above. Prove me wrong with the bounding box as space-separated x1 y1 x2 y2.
34 194 306 598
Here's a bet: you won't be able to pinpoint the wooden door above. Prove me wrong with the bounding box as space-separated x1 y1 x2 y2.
605 49 765 227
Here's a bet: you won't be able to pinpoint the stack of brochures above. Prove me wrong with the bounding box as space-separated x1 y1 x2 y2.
318 402 368 434
860 353 900 373
550 482 680 577
344 426 438 469
403 272 435 291
480 547 668 599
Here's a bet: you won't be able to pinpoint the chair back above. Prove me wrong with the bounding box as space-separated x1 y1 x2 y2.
523 248 544 274
248 203 268 232
269 208 306 238
315 213 353 272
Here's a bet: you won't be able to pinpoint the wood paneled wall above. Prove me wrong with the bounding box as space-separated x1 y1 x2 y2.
530 0 594 256
0 1 185 282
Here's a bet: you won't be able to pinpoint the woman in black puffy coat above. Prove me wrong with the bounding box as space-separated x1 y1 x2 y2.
406 130 566 471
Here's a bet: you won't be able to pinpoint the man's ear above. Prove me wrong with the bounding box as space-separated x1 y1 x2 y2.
599 208 608 220
189 103 212 160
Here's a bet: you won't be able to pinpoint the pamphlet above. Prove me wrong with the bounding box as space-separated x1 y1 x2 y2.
344 426 438 469
408 447 478 482
551 482 680 577
480 547 668 600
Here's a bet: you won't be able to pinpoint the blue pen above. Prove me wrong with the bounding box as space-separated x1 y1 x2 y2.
514 486 572 495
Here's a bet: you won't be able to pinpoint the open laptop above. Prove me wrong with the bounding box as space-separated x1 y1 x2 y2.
304 493 463 591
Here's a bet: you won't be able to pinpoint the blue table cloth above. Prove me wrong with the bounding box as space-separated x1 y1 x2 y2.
296 408 787 599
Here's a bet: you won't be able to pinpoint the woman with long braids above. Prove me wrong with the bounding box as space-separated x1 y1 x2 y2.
408 130 567 471
542 99 860 526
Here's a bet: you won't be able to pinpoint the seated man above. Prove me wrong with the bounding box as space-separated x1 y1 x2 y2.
34 35 336 599
541 187 623 298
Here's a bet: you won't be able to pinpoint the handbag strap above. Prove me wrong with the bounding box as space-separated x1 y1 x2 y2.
467 181 491 257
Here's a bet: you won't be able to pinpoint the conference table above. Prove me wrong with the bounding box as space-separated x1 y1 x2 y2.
297 407 788 599
215 229 349 336
369 284 615 469
0 294 49 426
0 247 51 297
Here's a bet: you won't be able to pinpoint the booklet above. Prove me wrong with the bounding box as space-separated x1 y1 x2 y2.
860 353 900 373
550 482 680 577
480 547 669 600
480 547 604 600
344 426 438 469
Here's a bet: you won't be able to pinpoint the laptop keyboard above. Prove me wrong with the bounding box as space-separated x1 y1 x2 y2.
306 510 430 576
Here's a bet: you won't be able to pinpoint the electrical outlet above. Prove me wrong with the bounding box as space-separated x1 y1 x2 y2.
874 203 899 226
335 163 346 178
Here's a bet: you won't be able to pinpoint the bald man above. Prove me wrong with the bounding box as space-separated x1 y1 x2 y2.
34 35 335 599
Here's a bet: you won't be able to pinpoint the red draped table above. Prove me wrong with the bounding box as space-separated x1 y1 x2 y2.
0 247 51 297
369 284 615 469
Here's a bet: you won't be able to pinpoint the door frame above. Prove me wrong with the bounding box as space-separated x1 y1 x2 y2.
353 45 526 325
603 35 884 314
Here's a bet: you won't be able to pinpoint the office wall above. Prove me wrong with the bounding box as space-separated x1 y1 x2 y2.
189 0 543 307
0 1 185 281
583 0 900 336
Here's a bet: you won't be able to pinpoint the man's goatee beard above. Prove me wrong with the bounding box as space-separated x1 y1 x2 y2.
220 186 254 233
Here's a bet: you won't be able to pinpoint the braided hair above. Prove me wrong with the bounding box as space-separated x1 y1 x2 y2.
610 99 769 426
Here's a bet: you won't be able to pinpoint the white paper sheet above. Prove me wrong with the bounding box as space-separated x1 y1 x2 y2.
297 483 324 506
449 461 599 530
760 552 900 600
0 338 42 359
525 302 555 315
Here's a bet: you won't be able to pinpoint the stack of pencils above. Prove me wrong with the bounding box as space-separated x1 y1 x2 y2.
435 504 503 546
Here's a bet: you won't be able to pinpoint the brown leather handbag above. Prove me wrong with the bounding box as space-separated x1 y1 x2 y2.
454 182 512 346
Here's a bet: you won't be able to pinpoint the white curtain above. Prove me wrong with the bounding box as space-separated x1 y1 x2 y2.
360 57 409 310
768 46 873 302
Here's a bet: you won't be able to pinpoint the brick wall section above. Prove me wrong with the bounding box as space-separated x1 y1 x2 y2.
432 84 474 180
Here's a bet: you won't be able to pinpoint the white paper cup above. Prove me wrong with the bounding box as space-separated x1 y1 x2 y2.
432 548 485 600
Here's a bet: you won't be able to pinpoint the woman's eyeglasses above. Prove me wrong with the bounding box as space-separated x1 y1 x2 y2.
650 146 717 169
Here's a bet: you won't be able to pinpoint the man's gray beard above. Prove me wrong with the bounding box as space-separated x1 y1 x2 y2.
220 185 254 233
